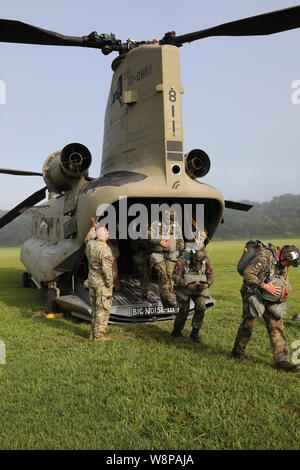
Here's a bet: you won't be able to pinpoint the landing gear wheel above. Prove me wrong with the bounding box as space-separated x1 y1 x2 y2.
45 288 58 314
22 272 30 288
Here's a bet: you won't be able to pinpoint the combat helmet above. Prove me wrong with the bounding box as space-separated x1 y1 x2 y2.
280 245 300 267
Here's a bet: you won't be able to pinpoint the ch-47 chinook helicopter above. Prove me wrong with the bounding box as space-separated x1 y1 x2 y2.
1 6 300 323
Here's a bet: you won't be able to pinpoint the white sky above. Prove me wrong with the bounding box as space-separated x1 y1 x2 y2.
0 0 300 210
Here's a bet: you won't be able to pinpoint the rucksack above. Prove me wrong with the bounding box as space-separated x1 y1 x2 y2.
237 240 276 276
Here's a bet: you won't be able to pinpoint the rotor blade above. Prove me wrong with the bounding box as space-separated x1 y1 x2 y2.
162 6 300 46
0 19 107 49
0 187 47 229
225 200 253 212
0 168 42 176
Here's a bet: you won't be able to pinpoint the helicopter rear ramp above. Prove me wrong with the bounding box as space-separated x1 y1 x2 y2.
56 274 215 325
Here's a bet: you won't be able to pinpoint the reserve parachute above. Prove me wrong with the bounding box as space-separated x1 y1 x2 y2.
260 276 291 303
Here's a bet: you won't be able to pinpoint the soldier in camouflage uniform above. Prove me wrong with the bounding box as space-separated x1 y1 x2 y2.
131 238 150 299
165 212 185 294
107 239 120 292
232 244 300 372
172 247 214 342
148 212 183 308
85 219 114 341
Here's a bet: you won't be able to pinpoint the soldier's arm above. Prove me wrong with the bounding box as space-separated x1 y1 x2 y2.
243 254 266 288
176 238 185 254
100 248 114 290
85 227 96 244
147 226 159 248
173 257 187 287
206 258 214 286
148 225 170 250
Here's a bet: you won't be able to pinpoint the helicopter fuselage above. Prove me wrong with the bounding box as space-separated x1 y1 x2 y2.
21 44 224 286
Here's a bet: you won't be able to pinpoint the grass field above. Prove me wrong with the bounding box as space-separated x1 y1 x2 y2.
0 241 299 450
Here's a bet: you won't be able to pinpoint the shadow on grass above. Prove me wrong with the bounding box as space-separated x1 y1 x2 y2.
121 321 231 357
120 321 278 369
25 312 90 340
0 268 89 339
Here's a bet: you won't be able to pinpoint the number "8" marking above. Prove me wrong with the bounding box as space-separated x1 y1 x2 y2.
169 89 176 102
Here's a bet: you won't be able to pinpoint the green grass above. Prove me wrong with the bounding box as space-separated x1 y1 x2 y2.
0 242 299 450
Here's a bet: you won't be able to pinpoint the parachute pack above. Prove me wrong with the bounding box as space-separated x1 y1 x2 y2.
237 240 276 276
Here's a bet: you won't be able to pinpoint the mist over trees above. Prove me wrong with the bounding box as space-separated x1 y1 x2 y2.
215 194 300 240
0 194 299 246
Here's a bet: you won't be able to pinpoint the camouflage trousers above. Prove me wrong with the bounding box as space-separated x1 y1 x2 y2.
112 260 120 291
174 294 206 332
233 295 289 364
135 260 150 296
165 259 176 293
89 287 113 339
153 260 175 307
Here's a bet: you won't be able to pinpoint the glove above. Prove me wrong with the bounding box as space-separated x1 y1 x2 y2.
198 282 209 291
188 282 209 294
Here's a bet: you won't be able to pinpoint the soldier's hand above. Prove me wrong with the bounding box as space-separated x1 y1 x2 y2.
262 280 281 296
187 282 197 293
106 294 113 300
194 282 201 292
160 239 170 249
201 282 209 290
91 217 97 229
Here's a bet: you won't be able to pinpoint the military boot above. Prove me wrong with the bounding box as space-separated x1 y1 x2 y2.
232 348 248 362
171 328 183 338
276 361 300 373
93 335 112 342
190 328 201 343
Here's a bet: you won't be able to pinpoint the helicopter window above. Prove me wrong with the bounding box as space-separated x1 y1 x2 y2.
171 164 181 175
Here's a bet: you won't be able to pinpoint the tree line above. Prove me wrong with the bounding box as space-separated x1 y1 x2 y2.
215 193 300 240
0 210 32 246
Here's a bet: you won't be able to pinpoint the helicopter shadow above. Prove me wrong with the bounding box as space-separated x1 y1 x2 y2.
121 320 230 357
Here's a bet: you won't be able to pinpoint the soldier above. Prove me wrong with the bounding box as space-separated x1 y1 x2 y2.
148 212 182 308
165 211 184 295
85 218 114 341
172 247 214 341
232 244 300 372
131 238 150 299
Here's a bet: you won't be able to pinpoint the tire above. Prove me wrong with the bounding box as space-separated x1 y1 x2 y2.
22 272 30 288
45 288 58 314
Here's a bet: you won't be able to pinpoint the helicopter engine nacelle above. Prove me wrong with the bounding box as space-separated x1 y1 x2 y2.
185 149 211 180
42 143 92 193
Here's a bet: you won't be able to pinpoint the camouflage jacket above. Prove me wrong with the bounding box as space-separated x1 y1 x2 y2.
173 250 214 287
148 222 184 260
242 245 284 292
85 228 114 290
107 239 120 261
